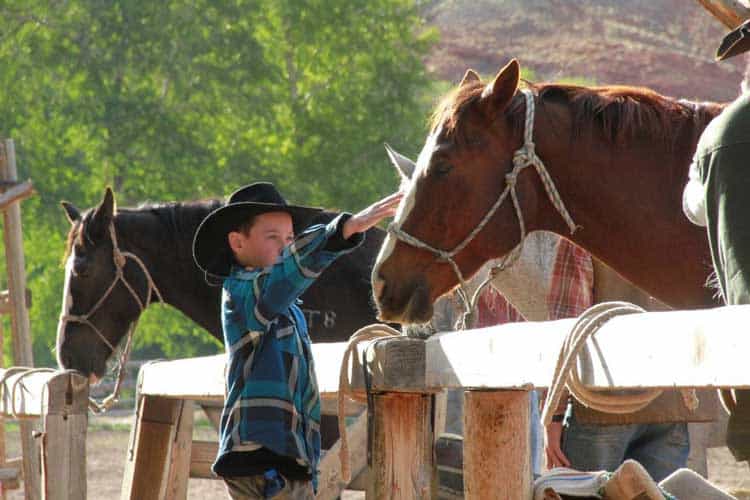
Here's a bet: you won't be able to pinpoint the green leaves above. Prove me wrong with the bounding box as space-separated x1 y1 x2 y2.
0 0 434 365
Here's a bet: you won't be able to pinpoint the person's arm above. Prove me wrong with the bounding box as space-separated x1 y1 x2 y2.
254 192 403 321
544 391 571 469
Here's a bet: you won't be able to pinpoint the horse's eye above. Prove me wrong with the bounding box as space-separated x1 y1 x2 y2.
73 255 89 276
432 161 453 176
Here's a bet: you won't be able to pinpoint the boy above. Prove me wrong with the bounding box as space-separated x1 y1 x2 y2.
192 182 401 499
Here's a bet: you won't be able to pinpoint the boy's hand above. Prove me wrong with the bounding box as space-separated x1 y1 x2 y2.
343 192 403 240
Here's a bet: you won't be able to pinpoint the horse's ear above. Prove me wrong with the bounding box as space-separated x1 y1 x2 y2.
459 69 481 87
482 59 520 113
384 143 416 181
61 201 81 225
88 187 116 239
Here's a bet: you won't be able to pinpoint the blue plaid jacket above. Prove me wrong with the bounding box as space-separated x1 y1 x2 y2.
212 214 363 487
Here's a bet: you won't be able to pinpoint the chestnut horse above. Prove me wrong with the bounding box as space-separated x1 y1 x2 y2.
373 59 725 324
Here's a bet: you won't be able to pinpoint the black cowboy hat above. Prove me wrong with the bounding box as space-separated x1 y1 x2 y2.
192 182 322 276
717 18 750 61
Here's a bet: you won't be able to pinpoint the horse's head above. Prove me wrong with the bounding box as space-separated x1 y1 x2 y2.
56 188 152 380
373 59 547 323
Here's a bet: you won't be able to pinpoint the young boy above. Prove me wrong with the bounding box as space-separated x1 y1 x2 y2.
192 182 401 499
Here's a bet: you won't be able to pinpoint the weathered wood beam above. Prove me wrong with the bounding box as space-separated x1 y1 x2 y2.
0 369 66 419
463 390 530 500
0 181 33 212
0 138 40 500
316 411 368 500
137 342 371 402
367 393 435 500
41 371 88 500
426 305 750 391
120 395 186 500
697 0 750 28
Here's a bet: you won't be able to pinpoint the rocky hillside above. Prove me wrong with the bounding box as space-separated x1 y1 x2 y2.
424 0 746 103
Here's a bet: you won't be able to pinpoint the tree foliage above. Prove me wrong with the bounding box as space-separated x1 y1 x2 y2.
0 0 436 365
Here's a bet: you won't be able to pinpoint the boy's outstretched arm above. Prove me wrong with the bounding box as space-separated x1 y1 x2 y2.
343 191 403 240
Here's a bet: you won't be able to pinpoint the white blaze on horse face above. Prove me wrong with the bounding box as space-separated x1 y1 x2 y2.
56 249 76 367
375 126 442 269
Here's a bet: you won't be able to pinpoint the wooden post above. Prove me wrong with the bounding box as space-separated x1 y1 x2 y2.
367 393 435 500
41 372 88 500
317 411 368 500
0 320 6 500
121 395 187 500
164 400 193 500
463 390 531 500
0 139 40 500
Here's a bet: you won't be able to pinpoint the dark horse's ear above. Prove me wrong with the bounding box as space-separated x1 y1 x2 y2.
88 187 116 240
459 69 481 87
61 201 81 225
482 59 520 115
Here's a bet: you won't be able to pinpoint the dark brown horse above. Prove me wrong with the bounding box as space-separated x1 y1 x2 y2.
373 59 725 324
56 188 386 379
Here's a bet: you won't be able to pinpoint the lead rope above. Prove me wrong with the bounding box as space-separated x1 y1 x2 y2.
388 88 579 330
60 221 164 413
541 302 698 426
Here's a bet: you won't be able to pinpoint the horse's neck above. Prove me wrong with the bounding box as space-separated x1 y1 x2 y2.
115 209 223 339
544 131 717 308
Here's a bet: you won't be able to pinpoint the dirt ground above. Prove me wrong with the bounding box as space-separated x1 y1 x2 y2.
2 411 750 499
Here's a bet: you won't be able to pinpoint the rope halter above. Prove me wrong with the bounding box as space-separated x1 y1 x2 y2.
387 88 578 329
60 221 163 413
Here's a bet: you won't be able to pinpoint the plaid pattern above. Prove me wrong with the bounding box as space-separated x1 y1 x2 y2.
214 214 362 488
547 238 594 320
475 286 524 327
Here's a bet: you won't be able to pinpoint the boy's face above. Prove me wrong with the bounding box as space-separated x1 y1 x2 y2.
229 211 294 269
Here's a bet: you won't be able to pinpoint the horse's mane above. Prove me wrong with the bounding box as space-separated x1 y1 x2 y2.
62 199 222 264
431 80 726 150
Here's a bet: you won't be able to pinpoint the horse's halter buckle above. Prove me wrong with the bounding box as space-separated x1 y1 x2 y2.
60 221 163 413
387 88 578 328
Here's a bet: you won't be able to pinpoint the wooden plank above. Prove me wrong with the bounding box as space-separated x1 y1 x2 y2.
463 390 530 500
189 441 217 480
0 467 19 490
425 305 750 391
0 181 33 212
316 411 368 500
0 139 39 500
368 393 435 500
165 400 193 500
0 369 61 418
121 395 182 500
696 0 750 28
137 342 360 400
363 337 427 393
41 372 88 500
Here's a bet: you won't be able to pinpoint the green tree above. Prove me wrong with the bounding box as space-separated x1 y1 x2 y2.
0 0 436 366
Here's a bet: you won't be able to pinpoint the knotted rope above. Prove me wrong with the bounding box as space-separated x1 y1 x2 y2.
60 221 163 413
388 88 578 329
541 302 698 426
337 324 401 483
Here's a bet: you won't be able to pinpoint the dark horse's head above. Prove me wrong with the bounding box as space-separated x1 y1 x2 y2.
373 60 533 323
57 188 160 380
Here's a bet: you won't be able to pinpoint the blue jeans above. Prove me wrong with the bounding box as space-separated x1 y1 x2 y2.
562 413 689 482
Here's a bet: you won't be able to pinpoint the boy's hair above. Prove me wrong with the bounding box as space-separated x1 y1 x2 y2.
232 216 257 237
